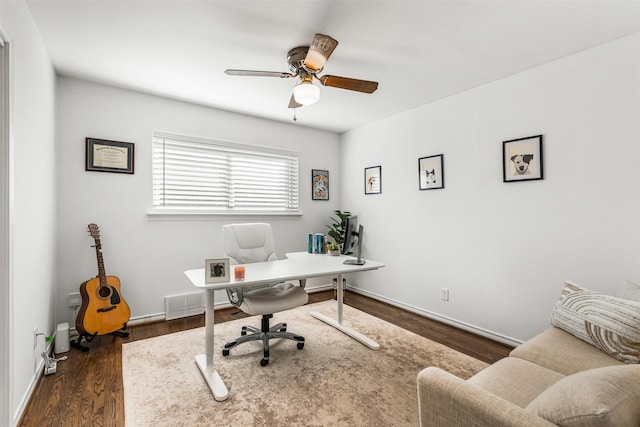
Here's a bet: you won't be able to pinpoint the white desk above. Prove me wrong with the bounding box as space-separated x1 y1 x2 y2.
184 252 385 401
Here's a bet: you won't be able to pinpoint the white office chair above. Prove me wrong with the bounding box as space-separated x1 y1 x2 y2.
221 223 308 366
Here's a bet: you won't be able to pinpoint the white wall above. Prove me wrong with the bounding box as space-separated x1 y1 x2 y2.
56 77 340 327
341 33 640 344
0 1 57 425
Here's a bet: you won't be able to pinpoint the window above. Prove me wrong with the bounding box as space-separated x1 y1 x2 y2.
152 132 299 214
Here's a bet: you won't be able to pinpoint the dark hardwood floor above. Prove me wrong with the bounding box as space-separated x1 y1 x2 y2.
18 291 512 427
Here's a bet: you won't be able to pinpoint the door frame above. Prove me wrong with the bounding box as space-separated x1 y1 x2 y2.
0 27 13 426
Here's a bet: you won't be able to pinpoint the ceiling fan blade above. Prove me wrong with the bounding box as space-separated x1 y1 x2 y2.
288 94 303 109
304 34 338 72
318 75 379 94
225 69 295 78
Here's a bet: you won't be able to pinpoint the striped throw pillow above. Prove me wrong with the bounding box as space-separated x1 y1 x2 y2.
551 281 640 364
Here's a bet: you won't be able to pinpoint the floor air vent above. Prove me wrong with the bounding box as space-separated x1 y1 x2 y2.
165 292 205 320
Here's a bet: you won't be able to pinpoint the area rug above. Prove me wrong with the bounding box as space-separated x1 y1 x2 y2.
122 300 488 426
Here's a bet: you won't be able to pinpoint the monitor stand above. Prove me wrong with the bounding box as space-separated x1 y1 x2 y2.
344 224 366 265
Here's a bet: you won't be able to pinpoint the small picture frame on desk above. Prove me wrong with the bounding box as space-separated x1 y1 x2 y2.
205 257 230 283
85 137 135 174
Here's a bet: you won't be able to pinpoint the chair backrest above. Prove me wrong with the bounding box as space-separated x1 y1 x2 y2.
222 223 279 265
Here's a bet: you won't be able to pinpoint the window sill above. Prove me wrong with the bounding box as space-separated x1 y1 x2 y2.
147 208 303 221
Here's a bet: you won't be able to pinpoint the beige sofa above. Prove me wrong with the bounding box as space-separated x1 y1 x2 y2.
418 282 640 426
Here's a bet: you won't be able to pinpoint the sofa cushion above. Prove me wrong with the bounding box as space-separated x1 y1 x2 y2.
510 327 623 375
467 357 565 408
550 281 640 364
525 365 640 426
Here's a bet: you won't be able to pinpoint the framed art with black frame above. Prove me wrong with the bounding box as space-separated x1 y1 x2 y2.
311 169 329 200
364 165 382 194
503 135 543 182
85 137 135 174
419 154 444 190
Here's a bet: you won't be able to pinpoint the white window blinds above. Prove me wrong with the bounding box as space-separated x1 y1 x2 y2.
152 132 299 213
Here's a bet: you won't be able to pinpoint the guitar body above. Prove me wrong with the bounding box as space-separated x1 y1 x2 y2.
77 275 131 336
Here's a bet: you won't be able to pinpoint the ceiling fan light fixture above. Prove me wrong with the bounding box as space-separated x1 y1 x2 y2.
293 80 320 105
304 50 327 72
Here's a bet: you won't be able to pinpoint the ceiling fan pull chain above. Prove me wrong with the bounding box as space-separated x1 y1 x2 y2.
292 108 297 121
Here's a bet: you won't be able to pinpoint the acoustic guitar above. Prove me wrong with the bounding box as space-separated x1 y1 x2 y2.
76 223 131 337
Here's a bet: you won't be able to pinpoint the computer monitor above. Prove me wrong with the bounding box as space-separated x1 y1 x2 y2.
342 215 365 265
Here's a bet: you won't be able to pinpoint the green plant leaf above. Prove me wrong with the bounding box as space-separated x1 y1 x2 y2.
326 209 352 245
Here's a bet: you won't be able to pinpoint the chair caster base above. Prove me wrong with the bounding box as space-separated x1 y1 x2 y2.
223 314 305 365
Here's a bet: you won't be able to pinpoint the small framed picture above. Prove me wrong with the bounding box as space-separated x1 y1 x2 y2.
205 257 230 283
85 137 135 174
365 165 382 194
419 154 444 190
311 169 329 200
503 135 543 182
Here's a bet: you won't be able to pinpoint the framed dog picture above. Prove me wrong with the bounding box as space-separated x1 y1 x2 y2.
364 165 382 194
419 154 444 190
205 257 230 283
502 135 543 182
311 169 329 200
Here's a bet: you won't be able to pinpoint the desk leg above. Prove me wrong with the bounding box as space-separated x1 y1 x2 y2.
310 273 380 350
337 272 344 323
195 289 229 401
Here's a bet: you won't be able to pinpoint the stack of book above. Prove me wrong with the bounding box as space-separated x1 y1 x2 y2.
308 233 328 254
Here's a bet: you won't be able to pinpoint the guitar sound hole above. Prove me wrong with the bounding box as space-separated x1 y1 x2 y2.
98 287 112 298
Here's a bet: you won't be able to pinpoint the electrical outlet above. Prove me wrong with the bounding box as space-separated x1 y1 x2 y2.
33 327 38 349
440 287 450 302
68 292 81 307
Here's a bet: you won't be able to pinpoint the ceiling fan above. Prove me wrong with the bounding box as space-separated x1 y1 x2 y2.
225 34 379 109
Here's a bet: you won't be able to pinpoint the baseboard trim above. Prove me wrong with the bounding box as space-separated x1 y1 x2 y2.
128 313 166 326
346 286 523 347
14 340 54 426
304 284 334 294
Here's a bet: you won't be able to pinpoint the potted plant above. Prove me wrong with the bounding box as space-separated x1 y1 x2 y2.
327 241 340 256
326 210 351 254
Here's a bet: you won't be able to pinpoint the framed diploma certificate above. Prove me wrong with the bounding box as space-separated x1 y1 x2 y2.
85 137 135 174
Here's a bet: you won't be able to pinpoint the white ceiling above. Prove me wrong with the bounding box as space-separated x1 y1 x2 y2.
25 0 640 133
